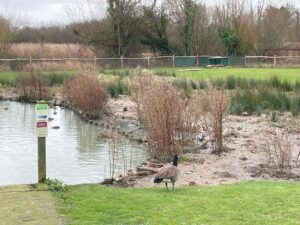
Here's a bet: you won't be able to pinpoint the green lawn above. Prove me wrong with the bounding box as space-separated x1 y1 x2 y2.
0 71 76 86
57 181 300 225
0 71 17 85
1 68 300 85
153 67 300 82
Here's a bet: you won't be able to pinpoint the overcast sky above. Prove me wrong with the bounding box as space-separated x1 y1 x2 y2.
0 0 299 27
0 0 105 26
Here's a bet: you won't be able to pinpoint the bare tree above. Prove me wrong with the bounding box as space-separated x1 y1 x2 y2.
107 0 142 56
0 16 12 57
164 0 197 55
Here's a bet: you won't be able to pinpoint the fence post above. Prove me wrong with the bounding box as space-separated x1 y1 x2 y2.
172 55 175 67
94 56 97 70
273 55 277 68
147 56 150 68
30 56 32 68
63 57 66 71
244 55 247 67
121 56 124 69
43 57 46 69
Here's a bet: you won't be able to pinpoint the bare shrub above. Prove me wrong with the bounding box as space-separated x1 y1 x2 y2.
131 69 154 124
16 66 50 101
200 85 228 155
99 130 131 180
63 72 107 119
132 71 229 158
181 92 205 145
132 70 185 159
262 128 300 171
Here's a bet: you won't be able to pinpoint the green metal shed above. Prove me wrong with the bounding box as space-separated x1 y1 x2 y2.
198 56 210 66
175 56 197 67
208 56 229 66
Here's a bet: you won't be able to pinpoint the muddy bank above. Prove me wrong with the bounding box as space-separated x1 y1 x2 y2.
2 87 300 188
105 113 300 188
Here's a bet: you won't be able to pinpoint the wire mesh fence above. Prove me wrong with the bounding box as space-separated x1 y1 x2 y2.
245 56 300 68
0 55 299 72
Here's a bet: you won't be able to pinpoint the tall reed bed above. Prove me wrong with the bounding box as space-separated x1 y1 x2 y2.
64 72 107 119
132 71 184 159
9 43 95 58
132 70 228 159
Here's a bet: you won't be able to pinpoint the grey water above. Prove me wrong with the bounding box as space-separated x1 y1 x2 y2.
0 101 148 186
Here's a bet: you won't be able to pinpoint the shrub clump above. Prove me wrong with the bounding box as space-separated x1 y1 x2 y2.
64 73 108 119
16 67 50 101
230 88 300 115
105 77 131 98
262 128 300 171
132 70 184 159
132 70 228 158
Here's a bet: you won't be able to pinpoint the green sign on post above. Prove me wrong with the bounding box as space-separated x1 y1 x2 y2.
36 101 49 183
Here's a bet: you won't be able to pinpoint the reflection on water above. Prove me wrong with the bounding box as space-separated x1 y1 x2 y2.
0 101 148 185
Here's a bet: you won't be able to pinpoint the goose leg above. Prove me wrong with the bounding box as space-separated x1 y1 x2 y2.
165 182 169 190
172 182 174 191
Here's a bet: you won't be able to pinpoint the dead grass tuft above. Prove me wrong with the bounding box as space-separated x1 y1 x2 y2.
16 66 50 101
262 128 300 171
63 72 107 119
132 70 184 159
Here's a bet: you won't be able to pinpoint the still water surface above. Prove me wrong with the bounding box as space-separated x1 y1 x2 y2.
0 101 148 186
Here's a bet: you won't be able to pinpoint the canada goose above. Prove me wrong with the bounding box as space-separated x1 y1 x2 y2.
154 155 179 191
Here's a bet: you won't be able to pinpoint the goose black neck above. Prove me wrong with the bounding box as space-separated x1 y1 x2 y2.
173 155 178 167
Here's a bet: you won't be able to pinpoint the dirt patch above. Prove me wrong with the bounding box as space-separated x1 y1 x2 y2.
249 164 300 180
107 110 300 188
0 185 64 225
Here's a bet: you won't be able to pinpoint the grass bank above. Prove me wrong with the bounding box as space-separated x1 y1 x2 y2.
2 68 300 86
0 185 64 225
57 181 300 225
0 71 76 86
154 67 300 82
101 67 300 82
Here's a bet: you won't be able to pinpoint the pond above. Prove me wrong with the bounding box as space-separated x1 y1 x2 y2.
0 101 148 186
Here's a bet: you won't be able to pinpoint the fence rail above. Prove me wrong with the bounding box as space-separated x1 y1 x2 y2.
0 55 299 71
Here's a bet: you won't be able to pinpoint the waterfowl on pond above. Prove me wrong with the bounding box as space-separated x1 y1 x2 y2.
153 155 179 191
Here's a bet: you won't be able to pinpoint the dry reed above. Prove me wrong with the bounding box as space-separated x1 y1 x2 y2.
63 72 107 119
9 43 95 58
262 128 300 171
199 85 228 155
132 70 185 159
16 66 50 101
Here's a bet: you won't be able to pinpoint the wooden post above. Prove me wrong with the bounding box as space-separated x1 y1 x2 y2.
274 55 277 68
244 55 247 67
36 101 48 183
38 137 46 183
94 56 97 70
172 55 175 67
121 56 124 69
43 57 46 68
147 56 150 68
63 57 66 71
30 56 32 67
